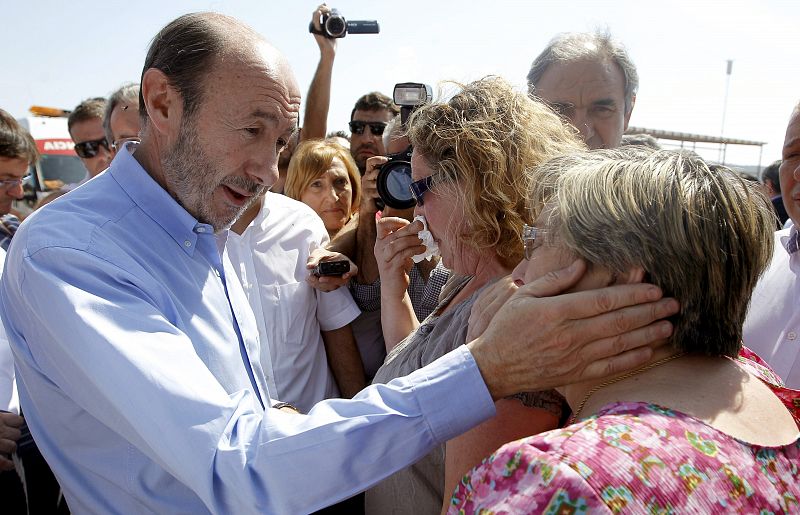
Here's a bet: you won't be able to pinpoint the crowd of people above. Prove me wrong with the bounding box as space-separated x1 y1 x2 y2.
0 5 797 514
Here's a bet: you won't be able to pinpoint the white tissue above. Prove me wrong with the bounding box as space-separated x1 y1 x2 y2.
412 215 440 263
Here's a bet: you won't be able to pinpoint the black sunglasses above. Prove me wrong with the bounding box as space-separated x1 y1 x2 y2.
409 175 434 206
74 137 110 159
349 121 387 136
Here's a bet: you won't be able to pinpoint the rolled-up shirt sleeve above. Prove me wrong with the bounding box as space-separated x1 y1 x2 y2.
3 244 495 514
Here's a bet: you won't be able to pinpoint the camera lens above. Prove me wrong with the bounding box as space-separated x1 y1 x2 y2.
377 159 416 210
325 16 347 37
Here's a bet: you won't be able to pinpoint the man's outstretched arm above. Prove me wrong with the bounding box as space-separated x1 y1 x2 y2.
5 247 676 513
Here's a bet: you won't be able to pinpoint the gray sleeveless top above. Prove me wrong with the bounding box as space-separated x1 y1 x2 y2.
365 276 565 514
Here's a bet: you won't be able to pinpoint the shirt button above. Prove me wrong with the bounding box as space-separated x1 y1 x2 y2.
184 240 192 247
788 331 797 341
196 227 205 233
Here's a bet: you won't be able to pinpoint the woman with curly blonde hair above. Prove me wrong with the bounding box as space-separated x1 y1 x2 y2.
366 77 584 514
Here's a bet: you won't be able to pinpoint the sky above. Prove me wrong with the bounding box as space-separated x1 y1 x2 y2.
2 0 798 168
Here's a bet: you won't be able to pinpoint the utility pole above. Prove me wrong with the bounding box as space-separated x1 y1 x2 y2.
719 59 733 164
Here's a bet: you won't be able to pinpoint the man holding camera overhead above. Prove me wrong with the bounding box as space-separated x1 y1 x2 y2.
302 4 394 173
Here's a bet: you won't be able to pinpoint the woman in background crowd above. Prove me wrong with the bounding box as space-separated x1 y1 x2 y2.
449 147 800 513
367 77 584 514
285 139 361 239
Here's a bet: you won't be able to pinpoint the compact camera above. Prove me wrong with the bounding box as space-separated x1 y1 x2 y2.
312 260 351 277
309 9 380 39
376 83 433 210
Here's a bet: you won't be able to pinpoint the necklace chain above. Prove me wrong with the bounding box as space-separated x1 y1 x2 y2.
567 352 686 425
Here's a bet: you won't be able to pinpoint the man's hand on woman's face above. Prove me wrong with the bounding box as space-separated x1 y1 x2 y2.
466 259 679 400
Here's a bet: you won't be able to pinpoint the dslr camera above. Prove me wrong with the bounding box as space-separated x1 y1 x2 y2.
309 9 380 39
376 83 433 210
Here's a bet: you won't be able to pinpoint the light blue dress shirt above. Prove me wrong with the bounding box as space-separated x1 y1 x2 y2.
0 146 495 514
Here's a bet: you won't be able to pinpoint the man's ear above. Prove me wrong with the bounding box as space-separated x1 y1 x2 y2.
141 68 182 137
623 94 636 131
613 266 645 285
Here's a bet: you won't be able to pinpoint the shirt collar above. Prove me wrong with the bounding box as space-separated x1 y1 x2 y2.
108 143 214 256
786 225 800 255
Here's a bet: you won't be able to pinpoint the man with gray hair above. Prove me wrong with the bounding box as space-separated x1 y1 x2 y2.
527 31 638 149
103 82 141 156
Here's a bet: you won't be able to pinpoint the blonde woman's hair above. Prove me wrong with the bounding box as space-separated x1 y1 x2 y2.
406 76 584 267
530 147 775 356
284 139 362 220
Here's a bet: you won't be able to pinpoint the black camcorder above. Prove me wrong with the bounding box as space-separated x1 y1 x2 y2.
376 83 433 210
312 260 350 277
309 9 379 39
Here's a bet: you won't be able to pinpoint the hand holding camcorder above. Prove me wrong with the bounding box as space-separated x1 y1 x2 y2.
309 8 379 39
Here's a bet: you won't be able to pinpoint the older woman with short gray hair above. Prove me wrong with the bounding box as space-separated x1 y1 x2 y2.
449 147 800 513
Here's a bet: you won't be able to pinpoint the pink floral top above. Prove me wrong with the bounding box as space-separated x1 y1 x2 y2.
448 352 800 514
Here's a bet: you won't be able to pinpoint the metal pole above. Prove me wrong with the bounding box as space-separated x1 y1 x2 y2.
719 60 733 162
721 60 733 136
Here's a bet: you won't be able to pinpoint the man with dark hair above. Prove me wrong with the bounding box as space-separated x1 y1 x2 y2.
761 160 788 228
0 110 38 169
528 31 638 149
0 12 677 513
0 110 35 245
345 91 399 172
68 97 112 177
103 83 141 156
301 5 399 172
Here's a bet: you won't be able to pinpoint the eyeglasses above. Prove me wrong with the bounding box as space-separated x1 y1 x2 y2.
409 175 434 206
74 137 110 159
349 121 387 136
0 174 31 189
111 137 141 152
522 224 541 260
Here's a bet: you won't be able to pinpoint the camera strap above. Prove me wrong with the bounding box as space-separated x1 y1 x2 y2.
308 22 326 36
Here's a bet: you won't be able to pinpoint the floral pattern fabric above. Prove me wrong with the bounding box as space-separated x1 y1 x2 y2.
448 352 800 514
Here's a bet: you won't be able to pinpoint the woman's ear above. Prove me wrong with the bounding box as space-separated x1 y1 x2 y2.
613 266 646 285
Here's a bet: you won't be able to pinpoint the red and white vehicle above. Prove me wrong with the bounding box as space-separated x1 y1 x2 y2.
15 106 87 214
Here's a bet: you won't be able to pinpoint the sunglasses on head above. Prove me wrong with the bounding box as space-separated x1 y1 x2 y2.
74 137 110 159
349 120 387 136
